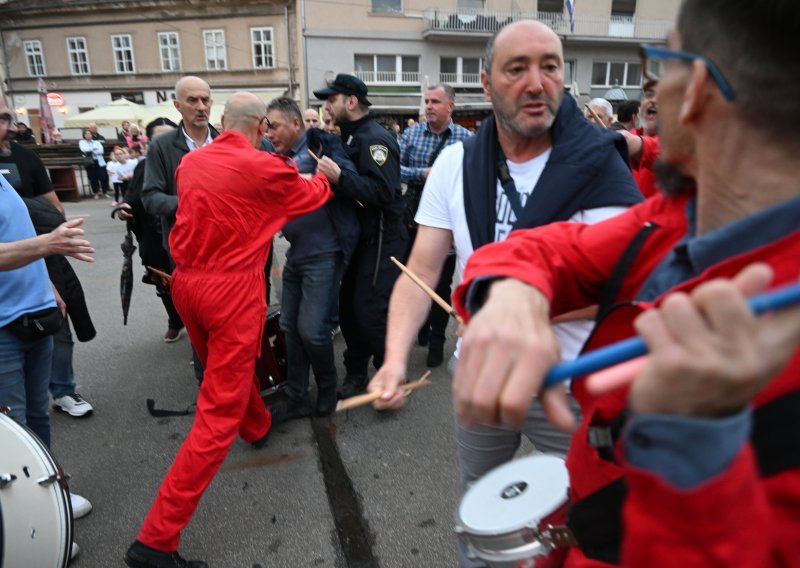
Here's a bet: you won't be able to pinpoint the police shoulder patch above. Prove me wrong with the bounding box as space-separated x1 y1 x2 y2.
369 144 388 166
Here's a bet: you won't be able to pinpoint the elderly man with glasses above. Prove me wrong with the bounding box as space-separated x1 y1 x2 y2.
450 0 800 566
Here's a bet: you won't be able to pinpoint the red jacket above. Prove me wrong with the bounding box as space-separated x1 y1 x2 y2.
169 131 332 274
454 194 800 567
631 131 659 198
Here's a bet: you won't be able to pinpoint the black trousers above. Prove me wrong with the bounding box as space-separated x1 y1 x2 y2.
339 229 408 376
419 251 456 347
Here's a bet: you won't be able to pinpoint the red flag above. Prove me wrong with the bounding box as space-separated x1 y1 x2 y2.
37 78 56 144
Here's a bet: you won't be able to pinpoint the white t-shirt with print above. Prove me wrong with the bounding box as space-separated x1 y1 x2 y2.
415 141 627 362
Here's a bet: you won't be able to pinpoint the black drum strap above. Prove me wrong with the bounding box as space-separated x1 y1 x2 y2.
596 222 658 321
752 389 800 477
567 478 626 565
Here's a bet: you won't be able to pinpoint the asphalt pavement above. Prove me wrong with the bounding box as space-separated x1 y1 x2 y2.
52 196 473 568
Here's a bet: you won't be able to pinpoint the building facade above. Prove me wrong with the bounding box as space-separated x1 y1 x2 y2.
302 0 680 125
0 0 301 138
0 0 681 139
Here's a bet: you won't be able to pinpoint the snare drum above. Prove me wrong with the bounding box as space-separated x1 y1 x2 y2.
0 410 73 568
255 310 287 399
456 454 571 568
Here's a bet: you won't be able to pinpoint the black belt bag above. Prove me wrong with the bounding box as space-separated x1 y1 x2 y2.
4 307 63 342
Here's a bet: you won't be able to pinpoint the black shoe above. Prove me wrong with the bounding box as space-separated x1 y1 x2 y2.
252 402 287 449
417 326 430 347
338 374 368 400
426 343 444 368
125 540 207 568
316 386 338 416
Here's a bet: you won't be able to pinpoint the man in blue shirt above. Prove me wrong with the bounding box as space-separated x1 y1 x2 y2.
399 83 472 366
266 97 358 418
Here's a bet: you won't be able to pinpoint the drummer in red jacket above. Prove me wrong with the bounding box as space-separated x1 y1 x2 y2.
125 92 333 568
444 1 800 566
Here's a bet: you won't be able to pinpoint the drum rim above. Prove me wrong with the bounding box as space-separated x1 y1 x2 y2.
0 411 74 568
455 454 569 537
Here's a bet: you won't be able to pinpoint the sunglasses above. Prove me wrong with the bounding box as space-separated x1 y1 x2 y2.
639 44 735 102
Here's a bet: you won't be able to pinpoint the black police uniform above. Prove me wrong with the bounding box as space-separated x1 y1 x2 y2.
334 113 408 397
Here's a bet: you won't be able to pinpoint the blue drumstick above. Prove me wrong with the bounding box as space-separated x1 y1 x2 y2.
542 281 800 388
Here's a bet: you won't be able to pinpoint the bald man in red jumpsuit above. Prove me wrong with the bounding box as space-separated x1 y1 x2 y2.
126 92 332 568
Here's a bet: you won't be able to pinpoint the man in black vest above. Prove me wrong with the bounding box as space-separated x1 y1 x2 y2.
313 74 408 400
366 21 642 567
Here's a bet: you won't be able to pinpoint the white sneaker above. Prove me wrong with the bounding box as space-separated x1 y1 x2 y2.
70 541 80 560
70 492 93 519
53 393 94 417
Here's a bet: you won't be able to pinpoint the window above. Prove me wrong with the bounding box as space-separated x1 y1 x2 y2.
112 34 135 74
24 40 46 77
611 0 636 16
440 56 482 84
354 54 418 83
538 0 563 12
251 27 274 69
564 59 575 86
371 0 401 14
158 32 181 72
66 36 90 75
203 29 227 70
457 0 484 10
591 61 641 87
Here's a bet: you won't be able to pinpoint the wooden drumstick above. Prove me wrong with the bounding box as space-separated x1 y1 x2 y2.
584 104 607 128
335 371 432 412
146 265 171 286
551 305 599 324
307 148 364 208
390 256 463 324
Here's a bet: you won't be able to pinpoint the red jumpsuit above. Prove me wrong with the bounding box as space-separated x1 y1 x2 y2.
137 130 332 551
454 193 800 567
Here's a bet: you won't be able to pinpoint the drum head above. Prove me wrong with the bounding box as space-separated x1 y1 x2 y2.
458 454 568 536
0 412 72 568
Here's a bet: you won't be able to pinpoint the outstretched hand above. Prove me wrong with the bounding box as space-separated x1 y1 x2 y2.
47 218 95 262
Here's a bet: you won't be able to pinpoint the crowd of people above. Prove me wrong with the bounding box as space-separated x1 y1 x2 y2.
1 1 799 567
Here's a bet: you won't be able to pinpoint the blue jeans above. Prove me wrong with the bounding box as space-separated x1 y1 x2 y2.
0 328 53 447
280 252 344 401
50 317 76 399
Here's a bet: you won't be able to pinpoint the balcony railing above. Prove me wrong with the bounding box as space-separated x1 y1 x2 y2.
423 9 672 40
354 70 420 84
440 72 481 85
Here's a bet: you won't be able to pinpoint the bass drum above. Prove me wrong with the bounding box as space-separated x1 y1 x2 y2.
0 410 73 568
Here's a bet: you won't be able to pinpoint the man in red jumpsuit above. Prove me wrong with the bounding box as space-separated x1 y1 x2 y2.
389 1 800 566
125 92 332 568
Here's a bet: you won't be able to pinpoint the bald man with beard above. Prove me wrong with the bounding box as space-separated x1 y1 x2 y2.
125 92 333 568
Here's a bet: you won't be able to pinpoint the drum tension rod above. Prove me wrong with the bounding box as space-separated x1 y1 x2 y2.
37 468 70 487
0 473 17 488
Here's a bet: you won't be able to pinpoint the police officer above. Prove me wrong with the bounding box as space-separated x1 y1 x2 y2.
314 74 408 399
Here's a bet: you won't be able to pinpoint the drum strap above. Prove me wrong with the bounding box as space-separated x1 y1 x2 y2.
752 389 800 477
146 398 196 417
566 478 625 565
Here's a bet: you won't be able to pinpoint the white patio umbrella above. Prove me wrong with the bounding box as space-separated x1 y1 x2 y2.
64 98 148 128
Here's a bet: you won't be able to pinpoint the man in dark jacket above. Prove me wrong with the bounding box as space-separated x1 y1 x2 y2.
265 97 359 418
314 74 408 399
141 76 217 373
365 21 642 567
141 76 218 261
114 118 184 341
